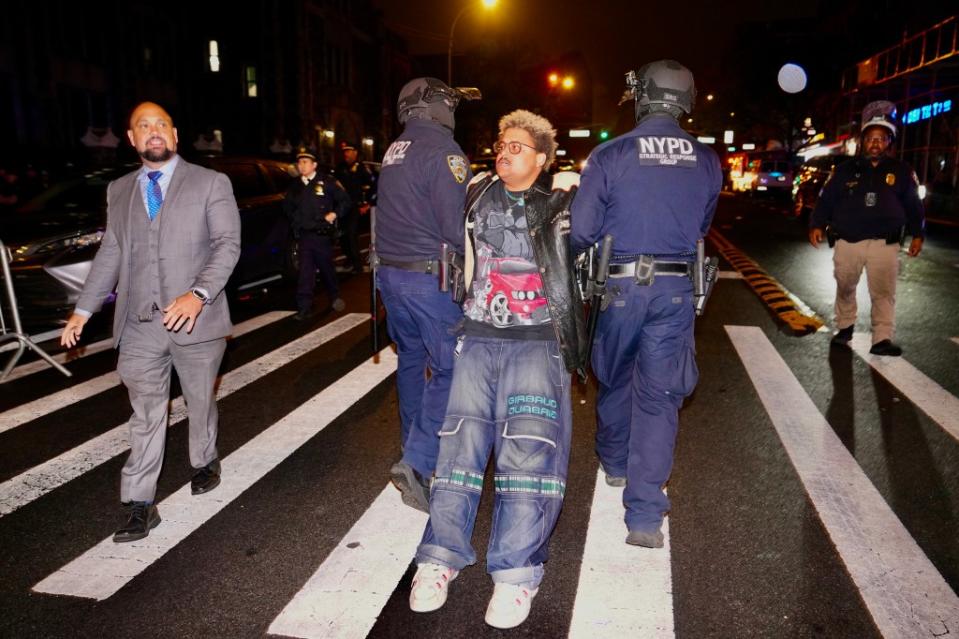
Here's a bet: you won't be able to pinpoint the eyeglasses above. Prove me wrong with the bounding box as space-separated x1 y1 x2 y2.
494 140 538 155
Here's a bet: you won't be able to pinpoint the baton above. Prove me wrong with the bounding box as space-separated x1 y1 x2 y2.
584 234 613 373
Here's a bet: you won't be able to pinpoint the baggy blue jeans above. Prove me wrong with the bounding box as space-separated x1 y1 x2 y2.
415 335 571 588
376 265 462 477
592 276 698 533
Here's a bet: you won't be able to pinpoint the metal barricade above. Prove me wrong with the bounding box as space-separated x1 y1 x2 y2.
0 239 72 382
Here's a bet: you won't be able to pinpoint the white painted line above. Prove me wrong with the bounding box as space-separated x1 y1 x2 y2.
850 333 959 443
568 471 673 639
0 328 63 353
726 325 959 638
718 270 743 279
268 483 427 639
0 311 294 434
951 337 959 347
33 347 398 600
0 314 367 518
2 338 114 382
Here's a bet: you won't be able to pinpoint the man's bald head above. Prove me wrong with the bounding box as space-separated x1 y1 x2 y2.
127 101 178 167
128 101 174 129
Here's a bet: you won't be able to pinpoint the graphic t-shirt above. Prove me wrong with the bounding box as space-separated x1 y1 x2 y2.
463 183 553 338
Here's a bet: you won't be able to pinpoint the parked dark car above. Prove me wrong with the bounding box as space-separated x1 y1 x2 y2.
3 156 297 330
792 154 846 219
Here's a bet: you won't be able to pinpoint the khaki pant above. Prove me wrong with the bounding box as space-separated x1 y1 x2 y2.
833 239 900 343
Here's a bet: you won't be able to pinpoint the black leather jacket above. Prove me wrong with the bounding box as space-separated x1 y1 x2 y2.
465 170 588 377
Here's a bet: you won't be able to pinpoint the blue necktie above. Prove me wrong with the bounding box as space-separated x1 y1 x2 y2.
147 171 163 220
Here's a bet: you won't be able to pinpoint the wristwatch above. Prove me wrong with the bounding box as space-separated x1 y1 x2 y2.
191 288 210 304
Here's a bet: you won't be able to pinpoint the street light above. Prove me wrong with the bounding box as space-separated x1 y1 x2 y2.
448 0 498 85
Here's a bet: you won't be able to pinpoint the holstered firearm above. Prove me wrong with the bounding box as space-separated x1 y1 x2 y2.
369 206 379 353
584 234 614 371
693 237 719 317
438 242 466 304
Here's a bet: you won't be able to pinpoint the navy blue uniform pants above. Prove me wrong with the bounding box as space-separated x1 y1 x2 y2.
296 233 338 313
376 266 462 477
592 275 699 533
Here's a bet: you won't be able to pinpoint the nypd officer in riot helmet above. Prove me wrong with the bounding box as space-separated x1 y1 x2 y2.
376 77 479 512
808 100 925 356
571 60 721 548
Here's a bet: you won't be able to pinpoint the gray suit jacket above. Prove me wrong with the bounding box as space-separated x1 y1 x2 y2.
76 158 241 347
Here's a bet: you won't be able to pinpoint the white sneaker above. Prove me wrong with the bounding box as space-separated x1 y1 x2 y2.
484 582 539 629
409 563 458 613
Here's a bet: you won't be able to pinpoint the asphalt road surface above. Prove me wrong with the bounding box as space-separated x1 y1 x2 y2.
1 194 957 638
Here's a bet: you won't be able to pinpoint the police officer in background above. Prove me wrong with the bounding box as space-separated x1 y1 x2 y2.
335 141 376 274
376 77 477 512
808 100 924 356
571 60 721 548
284 146 351 320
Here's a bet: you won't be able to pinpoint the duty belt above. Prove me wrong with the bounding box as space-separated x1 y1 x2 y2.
378 257 439 275
607 257 692 286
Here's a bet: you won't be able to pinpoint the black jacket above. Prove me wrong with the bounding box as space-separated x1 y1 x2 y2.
283 174 351 236
465 170 588 377
809 155 925 242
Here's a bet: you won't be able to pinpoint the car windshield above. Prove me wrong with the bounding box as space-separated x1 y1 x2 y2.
760 161 789 173
17 175 111 215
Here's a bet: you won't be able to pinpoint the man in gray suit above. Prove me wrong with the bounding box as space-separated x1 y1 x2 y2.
60 102 241 543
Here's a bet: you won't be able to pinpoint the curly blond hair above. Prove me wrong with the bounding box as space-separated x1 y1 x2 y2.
498 109 558 166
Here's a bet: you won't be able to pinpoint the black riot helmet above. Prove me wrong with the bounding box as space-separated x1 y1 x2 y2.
620 60 697 122
396 77 481 131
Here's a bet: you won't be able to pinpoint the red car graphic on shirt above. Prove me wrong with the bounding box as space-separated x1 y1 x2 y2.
482 258 548 327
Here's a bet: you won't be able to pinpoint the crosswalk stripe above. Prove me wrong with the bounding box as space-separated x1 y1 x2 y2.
33 347 398 600
849 333 959 443
951 337 959 347
0 314 367 518
568 470 673 638
4 311 296 382
726 325 959 638
0 310 295 434
3 338 114 382
268 483 427 639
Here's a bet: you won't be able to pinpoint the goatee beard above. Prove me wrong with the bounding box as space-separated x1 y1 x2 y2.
140 147 174 163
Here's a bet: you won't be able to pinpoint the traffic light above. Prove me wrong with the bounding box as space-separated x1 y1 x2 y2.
599 129 609 140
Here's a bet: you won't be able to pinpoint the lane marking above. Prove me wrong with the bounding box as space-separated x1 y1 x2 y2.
951 337 958 347
568 470 673 638
2 338 114 382
0 328 63 353
850 333 959 443
0 314 367 518
708 229 825 334
726 325 959 638
268 483 427 639
33 347 398 600
0 311 294 434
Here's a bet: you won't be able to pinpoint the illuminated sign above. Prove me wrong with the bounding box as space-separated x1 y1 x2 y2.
697 136 716 144
902 99 951 125
568 129 590 138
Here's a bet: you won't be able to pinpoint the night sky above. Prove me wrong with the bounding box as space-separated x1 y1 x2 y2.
372 1 951 125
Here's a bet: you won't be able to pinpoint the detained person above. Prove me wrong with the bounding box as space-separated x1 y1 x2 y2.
409 110 587 629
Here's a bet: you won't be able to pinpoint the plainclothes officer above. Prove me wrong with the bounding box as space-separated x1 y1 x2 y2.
808 100 925 356
375 77 477 512
571 60 721 548
284 146 350 319
335 141 377 273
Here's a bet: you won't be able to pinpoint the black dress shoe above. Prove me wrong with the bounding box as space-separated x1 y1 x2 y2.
191 461 221 495
113 502 161 543
869 339 903 356
293 310 312 321
830 325 854 347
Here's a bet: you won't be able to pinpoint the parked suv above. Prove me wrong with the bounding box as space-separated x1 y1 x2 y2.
792 154 846 219
4 156 297 331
